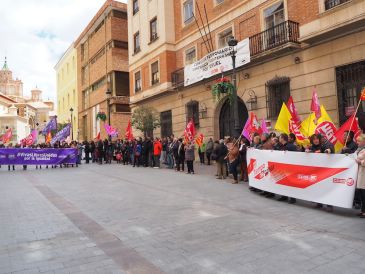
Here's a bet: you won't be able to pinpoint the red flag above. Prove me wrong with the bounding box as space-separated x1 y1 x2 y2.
311 89 321 120
20 129 38 146
334 114 360 145
45 131 52 144
184 119 196 142
360 87 365 101
1 128 12 144
125 120 133 141
195 133 204 147
286 96 301 124
95 132 100 141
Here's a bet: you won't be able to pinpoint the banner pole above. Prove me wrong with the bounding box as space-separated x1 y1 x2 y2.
344 99 361 145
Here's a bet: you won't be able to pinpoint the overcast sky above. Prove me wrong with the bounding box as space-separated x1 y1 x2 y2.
0 0 127 102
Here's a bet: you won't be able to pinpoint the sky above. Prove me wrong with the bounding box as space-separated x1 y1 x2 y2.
0 0 127 102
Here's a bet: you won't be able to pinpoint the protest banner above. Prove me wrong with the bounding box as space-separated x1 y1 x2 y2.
247 149 358 208
184 38 250 86
0 148 77 165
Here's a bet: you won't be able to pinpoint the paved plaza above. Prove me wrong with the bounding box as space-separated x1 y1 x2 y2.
1 164 365 274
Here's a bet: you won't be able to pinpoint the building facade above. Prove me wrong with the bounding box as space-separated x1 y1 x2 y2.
55 44 79 140
75 0 130 141
128 0 365 139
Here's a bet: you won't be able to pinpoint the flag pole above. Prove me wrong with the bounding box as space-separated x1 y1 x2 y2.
344 98 361 146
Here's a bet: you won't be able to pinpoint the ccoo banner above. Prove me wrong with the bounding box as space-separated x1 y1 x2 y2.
247 149 358 208
184 38 250 87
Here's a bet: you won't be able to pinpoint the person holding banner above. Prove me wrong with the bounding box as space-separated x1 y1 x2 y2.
239 137 250 182
355 134 365 218
341 131 358 154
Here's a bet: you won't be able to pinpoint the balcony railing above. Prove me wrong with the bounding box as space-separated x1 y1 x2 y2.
171 20 300 89
250 20 300 56
172 68 185 89
324 0 350 10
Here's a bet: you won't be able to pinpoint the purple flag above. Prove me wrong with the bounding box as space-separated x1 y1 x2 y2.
50 124 71 145
241 119 251 141
41 117 57 135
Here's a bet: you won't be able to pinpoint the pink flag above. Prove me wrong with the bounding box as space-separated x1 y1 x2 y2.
311 89 321 120
261 119 269 134
104 124 118 137
241 119 251 141
22 129 38 146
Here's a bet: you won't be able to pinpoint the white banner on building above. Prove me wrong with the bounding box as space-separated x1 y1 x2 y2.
247 149 358 208
184 38 250 86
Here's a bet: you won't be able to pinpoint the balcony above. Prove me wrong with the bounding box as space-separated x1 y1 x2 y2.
171 20 300 89
172 68 185 89
250 20 300 56
300 0 365 44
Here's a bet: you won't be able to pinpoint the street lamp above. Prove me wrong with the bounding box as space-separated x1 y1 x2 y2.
106 89 112 140
228 36 240 138
69 107 74 140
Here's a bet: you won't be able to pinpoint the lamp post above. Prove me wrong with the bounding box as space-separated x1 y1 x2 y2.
106 89 112 140
69 107 74 140
228 36 240 138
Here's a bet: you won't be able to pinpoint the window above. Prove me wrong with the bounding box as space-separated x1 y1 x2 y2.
150 17 158 42
186 101 199 128
160 110 173 137
134 32 140 54
217 28 232 49
112 10 127 19
216 0 224 4
135 71 141 92
133 0 139 15
336 61 365 125
264 1 285 29
116 105 131 112
91 77 106 92
151 61 159 85
324 0 350 11
81 43 85 61
183 0 194 24
185 47 196 65
265 77 290 118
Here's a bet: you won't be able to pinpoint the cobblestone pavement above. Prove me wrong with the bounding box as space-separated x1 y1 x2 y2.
1 163 365 274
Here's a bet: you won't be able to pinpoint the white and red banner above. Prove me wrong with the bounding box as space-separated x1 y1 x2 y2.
247 149 358 208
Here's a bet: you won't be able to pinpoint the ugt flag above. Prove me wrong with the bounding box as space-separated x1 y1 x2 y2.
42 117 57 135
50 124 71 145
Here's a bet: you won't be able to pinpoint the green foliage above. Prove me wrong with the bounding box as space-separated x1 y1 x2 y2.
131 106 160 137
211 77 235 104
96 112 107 121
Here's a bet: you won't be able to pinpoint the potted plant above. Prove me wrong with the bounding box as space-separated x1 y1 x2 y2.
96 111 107 121
211 76 235 103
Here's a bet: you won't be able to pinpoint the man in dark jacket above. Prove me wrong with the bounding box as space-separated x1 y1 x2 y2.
176 139 185 172
216 139 228 180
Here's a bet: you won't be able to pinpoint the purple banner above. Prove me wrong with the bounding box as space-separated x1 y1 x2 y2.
0 148 77 165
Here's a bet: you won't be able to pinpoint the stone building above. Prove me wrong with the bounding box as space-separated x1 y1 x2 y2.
0 57 23 101
128 0 365 139
75 0 130 141
55 44 79 140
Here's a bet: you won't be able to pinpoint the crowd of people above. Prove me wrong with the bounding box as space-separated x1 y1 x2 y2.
1 130 365 217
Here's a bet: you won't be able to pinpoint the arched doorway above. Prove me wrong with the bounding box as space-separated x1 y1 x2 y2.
219 98 248 139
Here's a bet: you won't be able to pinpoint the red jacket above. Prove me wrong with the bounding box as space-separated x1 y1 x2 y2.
153 141 162 156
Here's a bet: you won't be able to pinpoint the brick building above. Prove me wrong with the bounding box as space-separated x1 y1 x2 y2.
75 0 130 141
128 0 365 139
